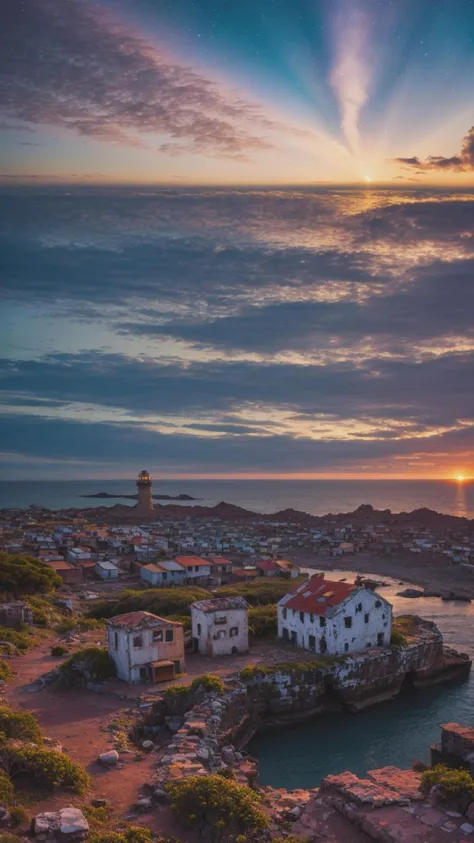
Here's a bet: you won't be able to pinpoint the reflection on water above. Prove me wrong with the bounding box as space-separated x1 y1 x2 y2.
454 481 469 518
247 572 474 789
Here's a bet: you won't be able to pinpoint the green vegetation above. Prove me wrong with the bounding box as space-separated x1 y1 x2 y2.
0 744 90 793
0 626 34 654
88 586 210 620
0 553 61 598
0 659 14 681
240 660 329 682
9 805 29 827
56 617 105 635
390 615 417 648
51 645 69 657
59 647 116 682
89 831 177 843
163 684 190 700
248 605 277 639
191 674 225 695
421 765 474 801
0 834 23 843
166 774 269 842
26 594 63 627
216 578 304 606
390 630 408 648
0 770 14 805
0 706 44 743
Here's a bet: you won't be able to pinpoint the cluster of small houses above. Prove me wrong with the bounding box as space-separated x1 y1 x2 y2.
1 574 393 685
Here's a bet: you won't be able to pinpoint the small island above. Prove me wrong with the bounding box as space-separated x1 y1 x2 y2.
79 492 196 501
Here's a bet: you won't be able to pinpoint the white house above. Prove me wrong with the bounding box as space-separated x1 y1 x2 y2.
68 546 92 565
175 556 211 584
107 611 185 683
277 574 392 656
191 597 249 657
140 560 186 587
95 560 119 580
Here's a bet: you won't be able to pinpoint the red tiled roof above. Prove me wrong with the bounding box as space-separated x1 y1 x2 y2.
107 611 182 629
175 556 210 568
282 575 357 616
257 560 279 572
232 568 258 578
207 556 232 565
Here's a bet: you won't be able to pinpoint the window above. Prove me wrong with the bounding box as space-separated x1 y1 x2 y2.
282 608 287 620
216 630 226 639
310 613 314 623
165 629 174 643
377 633 384 646
215 616 227 625
162 572 167 580
364 613 369 624
114 631 118 649
282 627 289 641
194 566 199 572
356 602 362 613
375 600 381 608
308 634 316 650
133 635 143 648
320 616 326 628
230 627 238 637
299 611 304 623
344 643 349 652
152 629 163 642
344 616 352 629
197 623 201 635
320 637 327 654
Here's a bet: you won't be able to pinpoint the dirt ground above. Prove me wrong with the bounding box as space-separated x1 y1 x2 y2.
291 547 474 598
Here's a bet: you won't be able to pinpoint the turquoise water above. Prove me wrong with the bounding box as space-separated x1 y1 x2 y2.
247 575 474 788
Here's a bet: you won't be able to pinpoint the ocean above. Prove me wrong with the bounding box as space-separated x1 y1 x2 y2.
0 478 473 518
248 574 474 788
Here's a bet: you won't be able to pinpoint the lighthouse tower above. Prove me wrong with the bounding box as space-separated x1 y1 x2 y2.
136 470 154 513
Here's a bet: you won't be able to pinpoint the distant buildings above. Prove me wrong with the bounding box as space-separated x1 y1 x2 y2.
107 610 185 683
0 601 33 628
277 574 392 656
191 597 249 657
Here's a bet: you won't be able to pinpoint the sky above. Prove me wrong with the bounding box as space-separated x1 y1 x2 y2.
1 0 474 480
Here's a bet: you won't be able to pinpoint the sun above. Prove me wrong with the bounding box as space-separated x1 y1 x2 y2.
364 175 372 183
456 474 466 482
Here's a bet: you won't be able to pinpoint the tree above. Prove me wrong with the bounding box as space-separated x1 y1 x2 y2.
0 554 61 599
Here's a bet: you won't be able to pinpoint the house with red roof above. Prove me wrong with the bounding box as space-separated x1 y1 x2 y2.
175 556 211 584
277 574 392 656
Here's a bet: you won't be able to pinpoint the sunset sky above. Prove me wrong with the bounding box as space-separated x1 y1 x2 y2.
1 0 474 479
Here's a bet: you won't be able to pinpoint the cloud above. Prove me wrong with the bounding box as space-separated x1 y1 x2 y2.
330 4 371 154
0 0 301 159
393 126 474 172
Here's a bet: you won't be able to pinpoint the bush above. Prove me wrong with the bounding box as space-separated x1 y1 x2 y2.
0 626 33 654
0 553 61 598
421 765 474 801
88 587 210 620
89 832 177 843
163 684 190 699
166 774 269 841
191 674 225 695
59 647 116 683
248 605 277 639
1 744 90 793
56 617 106 635
51 645 69 657
240 661 327 682
0 659 14 681
390 630 408 648
26 595 63 627
0 706 43 743
9 805 29 827
216 578 304 606
0 769 14 804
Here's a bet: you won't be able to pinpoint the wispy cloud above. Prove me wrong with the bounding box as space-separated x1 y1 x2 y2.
0 0 306 159
329 3 371 155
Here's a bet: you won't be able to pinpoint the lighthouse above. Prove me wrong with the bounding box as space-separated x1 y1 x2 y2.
136 470 154 513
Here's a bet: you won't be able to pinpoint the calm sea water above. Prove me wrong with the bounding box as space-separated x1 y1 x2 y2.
248 575 474 788
0 479 473 518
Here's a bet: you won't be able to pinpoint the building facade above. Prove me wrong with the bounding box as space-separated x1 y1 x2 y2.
277 574 392 656
107 611 185 684
175 556 211 584
191 597 249 657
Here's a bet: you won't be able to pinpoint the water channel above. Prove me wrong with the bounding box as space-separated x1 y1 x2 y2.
247 571 474 789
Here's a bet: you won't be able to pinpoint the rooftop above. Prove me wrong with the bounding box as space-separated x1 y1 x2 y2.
175 555 210 568
281 574 358 616
107 610 183 629
192 596 249 613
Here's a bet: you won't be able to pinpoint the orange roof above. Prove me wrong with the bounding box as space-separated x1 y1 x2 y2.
175 556 210 568
283 575 357 616
46 560 75 571
232 568 258 578
208 556 232 565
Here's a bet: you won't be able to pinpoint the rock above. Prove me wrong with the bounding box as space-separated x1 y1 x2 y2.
288 806 302 819
396 588 424 598
153 789 168 804
221 745 235 763
429 784 444 807
165 717 183 734
135 798 152 812
0 807 12 828
142 740 154 751
98 750 119 766
59 807 90 836
412 760 427 772
33 808 89 838
461 823 474 834
196 747 210 762
91 798 108 808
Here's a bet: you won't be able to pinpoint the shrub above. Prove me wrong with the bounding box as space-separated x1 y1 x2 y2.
9 805 29 827
216 579 304 607
89 832 177 843
59 647 116 683
0 744 90 793
51 645 69 657
166 774 269 841
390 630 408 648
164 684 190 699
0 834 23 843
421 765 474 801
0 706 44 743
0 770 14 804
56 617 106 635
191 674 225 695
0 659 14 681
248 605 277 639
0 626 33 654
88 587 210 620
0 553 61 598
240 661 327 682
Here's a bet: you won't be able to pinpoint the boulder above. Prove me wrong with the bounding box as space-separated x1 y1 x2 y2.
98 750 119 766
135 798 152 812
196 747 210 762
33 808 89 839
396 588 424 598
59 807 90 837
142 740 154 752
165 717 183 734
91 798 108 808
153 789 169 804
